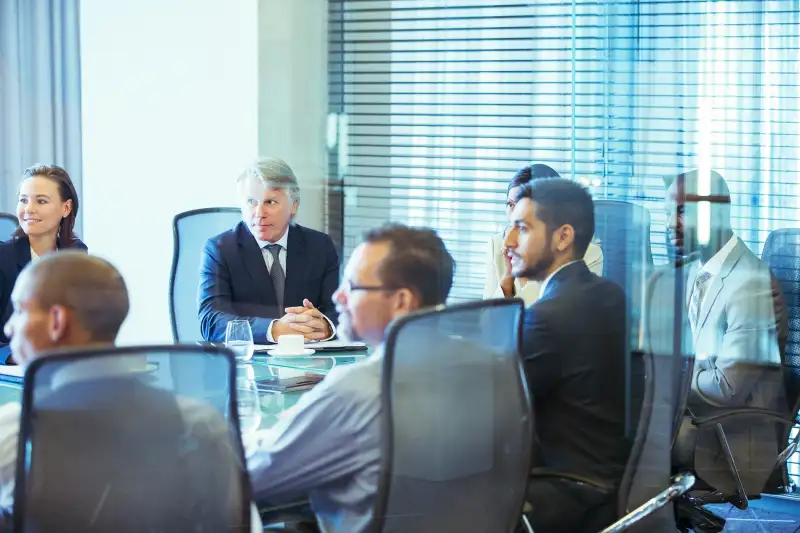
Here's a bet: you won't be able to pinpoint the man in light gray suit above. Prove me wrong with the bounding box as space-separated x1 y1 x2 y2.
646 170 787 504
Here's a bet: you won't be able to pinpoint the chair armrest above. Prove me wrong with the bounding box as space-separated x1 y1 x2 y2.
259 499 314 528
258 500 311 515
529 469 614 494
600 473 695 533
691 408 794 428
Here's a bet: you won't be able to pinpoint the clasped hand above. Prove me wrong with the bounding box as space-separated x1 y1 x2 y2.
273 299 331 341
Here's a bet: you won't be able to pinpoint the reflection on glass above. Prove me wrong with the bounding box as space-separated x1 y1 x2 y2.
236 364 261 434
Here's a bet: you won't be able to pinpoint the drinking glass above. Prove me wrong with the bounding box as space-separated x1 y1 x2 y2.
225 320 254 361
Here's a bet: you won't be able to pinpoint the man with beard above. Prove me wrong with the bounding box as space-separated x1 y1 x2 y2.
504 178 631 533
649 170 787 522
247 224 454 533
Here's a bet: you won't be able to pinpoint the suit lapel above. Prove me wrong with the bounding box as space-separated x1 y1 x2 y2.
695 240 746 338
235 222 276 305
541 261 589 300
284 225 311 307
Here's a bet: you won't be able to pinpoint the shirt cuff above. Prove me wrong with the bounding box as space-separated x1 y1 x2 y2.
266 320 276 343
322 315 337 341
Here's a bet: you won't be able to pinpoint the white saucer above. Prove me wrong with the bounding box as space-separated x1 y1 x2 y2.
267 348 316 358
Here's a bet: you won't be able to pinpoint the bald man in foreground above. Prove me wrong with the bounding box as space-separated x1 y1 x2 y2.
0 252 260 530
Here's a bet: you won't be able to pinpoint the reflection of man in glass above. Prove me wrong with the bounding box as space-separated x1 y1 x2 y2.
664 170 787 498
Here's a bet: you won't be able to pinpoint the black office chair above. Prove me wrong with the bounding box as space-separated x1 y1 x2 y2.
762 228 800 490
594 200 654 285
523 347 681 533
13 345 251 533
0 213 18 242
594 200 655 346
643 261 797 533
635 267 704 532
601 473 696 533
373 299 531 533
169 208 241 342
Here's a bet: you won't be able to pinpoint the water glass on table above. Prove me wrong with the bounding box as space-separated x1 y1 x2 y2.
226 320 255 362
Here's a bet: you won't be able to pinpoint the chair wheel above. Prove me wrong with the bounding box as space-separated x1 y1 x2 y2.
675 498 726 533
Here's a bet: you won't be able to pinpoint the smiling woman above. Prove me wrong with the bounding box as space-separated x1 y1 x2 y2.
0 164 88 355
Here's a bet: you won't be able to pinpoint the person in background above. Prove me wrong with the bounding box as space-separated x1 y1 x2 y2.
505 178 631 532
248 224 454 533
199 157 339 344
648 170 787 526
483 164 603 306
0 252 260 530
0 164 86 358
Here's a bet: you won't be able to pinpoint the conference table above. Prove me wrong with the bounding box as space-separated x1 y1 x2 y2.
0 349 369 430
236 350 367 429
0 348 368 529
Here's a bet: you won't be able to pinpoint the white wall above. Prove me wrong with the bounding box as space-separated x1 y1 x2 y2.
80 0 259 344
257 0 329 230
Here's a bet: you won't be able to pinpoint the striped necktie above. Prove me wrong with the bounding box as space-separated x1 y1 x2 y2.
688 270 712 331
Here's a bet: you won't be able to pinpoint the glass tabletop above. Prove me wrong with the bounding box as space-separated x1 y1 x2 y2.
247 352 365 377
0 350 368 432
236 351 365 430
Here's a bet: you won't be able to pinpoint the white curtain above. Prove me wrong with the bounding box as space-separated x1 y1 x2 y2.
0 0 82 231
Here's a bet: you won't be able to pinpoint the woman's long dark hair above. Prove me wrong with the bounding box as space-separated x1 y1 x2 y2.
508 163 561 191
12 164 80 247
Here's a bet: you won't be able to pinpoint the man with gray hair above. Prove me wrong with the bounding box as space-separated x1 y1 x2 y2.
199 157 340 343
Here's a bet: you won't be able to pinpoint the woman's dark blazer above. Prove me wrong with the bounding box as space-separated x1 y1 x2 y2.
0 235 88 345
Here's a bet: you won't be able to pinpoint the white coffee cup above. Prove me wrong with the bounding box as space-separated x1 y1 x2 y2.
275 334 304 354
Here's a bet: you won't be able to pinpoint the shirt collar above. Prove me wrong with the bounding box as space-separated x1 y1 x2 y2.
539 260 582 299
700 234 738 277
255 226 289 251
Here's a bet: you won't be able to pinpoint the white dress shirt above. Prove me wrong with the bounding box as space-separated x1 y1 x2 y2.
255 229 289 279
29 247 39 261
692 234 739 308
248 347 383 533
254 228 336 343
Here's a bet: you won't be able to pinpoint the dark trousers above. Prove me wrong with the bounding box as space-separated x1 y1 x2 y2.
523 477 617 533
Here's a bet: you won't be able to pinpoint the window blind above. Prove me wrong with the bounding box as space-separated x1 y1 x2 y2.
328 0 800 295
328 0 608 301
328 0 800 487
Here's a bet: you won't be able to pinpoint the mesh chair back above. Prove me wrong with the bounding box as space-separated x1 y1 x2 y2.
594 200 654 287
595 201 654 345
617 350 654 515
374 299 531 533
13 345 250 533
622 268 695 532
0 213 18 242
762 228 800 411
170 208 241 342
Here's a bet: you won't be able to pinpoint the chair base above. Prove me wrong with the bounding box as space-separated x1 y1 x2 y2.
675 497 726 533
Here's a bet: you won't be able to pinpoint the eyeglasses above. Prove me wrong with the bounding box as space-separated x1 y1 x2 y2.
342 280 401 293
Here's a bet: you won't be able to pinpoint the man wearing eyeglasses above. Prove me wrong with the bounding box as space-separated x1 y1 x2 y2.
247 224 454 533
